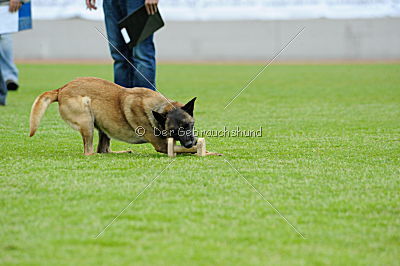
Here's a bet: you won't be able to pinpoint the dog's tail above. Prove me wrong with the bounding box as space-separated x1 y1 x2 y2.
29 89 60 137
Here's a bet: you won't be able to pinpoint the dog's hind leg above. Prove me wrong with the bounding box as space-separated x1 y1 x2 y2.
59 96 95 155
80 126 94 155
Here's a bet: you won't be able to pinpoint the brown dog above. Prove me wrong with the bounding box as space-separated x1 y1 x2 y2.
29 77 200 155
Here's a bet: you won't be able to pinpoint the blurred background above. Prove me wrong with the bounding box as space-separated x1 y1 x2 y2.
14 0 400 62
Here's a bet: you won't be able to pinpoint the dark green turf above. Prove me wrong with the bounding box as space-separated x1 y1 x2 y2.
0 64 399 265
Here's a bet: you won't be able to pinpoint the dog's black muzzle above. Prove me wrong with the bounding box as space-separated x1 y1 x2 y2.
180 136 197 148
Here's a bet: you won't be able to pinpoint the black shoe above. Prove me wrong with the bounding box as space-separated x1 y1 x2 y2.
6 80 19 91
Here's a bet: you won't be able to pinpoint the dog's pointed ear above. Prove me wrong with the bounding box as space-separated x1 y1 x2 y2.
152 111 166 128
182 97 197 117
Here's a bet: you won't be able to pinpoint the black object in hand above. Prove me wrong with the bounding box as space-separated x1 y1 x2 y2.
118 5 164 48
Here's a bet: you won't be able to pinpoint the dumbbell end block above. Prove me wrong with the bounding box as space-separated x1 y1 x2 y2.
167 137 207 157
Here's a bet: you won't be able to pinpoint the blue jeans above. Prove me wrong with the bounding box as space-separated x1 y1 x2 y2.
103 0 156 90
0 65 6 105
0 34 19 83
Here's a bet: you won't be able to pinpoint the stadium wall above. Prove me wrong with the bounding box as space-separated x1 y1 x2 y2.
13 18 400 62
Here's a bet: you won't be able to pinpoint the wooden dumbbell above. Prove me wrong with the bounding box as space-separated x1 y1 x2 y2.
167 137 206 157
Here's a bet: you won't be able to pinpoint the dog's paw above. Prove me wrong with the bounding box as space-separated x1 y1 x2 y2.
111 150 132 154
205 151 223 156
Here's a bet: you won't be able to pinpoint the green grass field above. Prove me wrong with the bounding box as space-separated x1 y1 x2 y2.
1 63 399 265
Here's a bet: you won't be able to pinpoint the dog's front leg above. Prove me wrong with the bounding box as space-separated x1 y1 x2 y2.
146 135 168 154
153 141 168 154
97 130 132 154
97 130 111 153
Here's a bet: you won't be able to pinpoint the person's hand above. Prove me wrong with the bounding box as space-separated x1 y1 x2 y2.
145 0 159 15
9 0 22 12
86 0 97 10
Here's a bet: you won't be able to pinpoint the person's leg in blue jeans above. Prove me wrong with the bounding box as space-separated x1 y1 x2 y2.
103 0 132 88
0 34 19 90
126 0 156 89
131 35 156 89
0 66 7 105
103 0 156 90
